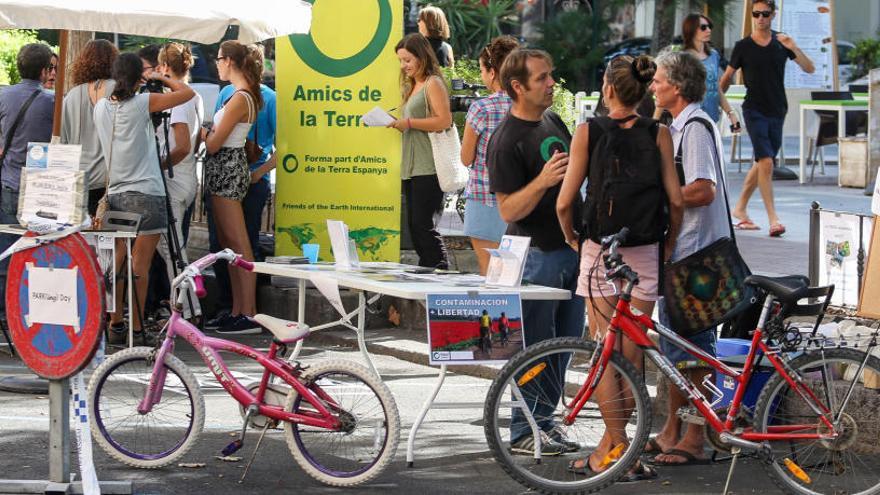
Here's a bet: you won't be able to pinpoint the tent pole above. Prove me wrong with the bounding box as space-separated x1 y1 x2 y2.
51 30 69 140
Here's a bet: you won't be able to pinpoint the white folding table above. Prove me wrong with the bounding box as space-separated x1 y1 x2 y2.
252 261 571 466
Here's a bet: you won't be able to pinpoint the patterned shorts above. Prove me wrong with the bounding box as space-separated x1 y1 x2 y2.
205 147 249 202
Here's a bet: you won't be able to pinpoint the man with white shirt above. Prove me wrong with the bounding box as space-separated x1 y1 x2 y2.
648 50 729 466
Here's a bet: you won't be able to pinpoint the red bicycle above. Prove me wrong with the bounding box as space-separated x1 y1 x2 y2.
484 228 880 494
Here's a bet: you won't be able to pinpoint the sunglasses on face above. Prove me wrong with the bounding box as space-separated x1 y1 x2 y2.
699 22 713 31
752 10 772 18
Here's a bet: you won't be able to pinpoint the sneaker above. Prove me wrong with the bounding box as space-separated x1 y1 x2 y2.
107 324 126 346
132 331 157 347
546 426 582 453
216 315 262 335
205 310 233 330
510 433 566 456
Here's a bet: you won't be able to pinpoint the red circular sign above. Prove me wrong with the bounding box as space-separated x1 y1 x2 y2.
5 233 105 379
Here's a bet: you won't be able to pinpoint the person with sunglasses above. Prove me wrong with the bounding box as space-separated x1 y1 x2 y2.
719 0 814 238
680 14 737 129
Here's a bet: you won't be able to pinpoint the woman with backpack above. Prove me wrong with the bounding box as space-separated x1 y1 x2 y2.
556 54 683 479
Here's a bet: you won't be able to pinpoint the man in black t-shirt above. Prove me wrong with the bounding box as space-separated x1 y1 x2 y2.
487 49 585 456
719 0 814 238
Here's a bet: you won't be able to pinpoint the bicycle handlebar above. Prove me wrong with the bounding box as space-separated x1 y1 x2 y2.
172 249 254 298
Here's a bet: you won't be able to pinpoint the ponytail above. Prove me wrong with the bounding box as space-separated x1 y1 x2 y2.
219 40 264 110
110 52 143 102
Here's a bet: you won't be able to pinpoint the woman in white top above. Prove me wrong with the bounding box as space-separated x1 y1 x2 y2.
94 52 194 346
201 40 263 331
155 42 204 320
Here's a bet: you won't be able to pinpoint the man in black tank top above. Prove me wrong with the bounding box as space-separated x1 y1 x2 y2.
487 49 585 456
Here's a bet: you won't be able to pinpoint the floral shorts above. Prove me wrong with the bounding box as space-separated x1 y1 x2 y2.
205 147 249 202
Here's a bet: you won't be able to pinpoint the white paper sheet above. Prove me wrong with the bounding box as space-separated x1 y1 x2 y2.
327 219 351 268
26 263 80 329
312 274 347 317
47 144 83 170
361 106 396 127
485 235 531 287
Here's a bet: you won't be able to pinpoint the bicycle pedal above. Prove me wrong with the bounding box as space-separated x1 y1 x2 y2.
676 406 706 426
222 439 243 456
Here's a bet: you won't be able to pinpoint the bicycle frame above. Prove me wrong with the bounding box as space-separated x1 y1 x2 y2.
566 291 836 443
134 251 343 432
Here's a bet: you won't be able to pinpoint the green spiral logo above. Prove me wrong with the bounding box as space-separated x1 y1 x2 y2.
288 0 393 78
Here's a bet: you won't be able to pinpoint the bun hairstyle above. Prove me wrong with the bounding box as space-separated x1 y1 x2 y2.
219 40 265 110
110 52 146 102
605 54 656 108
395 34 442 102
479 35 519 79
418 6 450 40
71 39 118 86
158 42 195 79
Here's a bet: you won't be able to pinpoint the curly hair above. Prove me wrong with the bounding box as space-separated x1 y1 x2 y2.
71 39 119 86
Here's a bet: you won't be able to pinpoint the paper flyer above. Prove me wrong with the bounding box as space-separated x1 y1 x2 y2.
819 211 873 306
426 293 524 365
485 235 531 287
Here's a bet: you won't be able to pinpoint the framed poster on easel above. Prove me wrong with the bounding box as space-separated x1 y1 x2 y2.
740 0 839 89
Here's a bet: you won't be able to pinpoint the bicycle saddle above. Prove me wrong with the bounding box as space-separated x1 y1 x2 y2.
250 314 311 343
744 274 810 303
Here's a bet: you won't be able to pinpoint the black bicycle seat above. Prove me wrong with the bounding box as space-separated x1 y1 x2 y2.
744 274 810 303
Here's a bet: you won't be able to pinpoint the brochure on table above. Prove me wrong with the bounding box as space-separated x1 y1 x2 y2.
426 292 524 365
327 219 360 269
484 235 530 287
20 142 86 228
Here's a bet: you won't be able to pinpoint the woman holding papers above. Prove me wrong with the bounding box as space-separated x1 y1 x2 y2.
201 40 264 333
388 34 452 269
94 53 195 346
460 35 518 275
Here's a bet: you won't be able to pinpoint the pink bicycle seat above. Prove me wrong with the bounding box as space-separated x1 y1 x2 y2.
250 314 311 343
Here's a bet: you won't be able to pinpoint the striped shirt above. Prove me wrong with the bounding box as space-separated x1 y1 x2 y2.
464 91 512 205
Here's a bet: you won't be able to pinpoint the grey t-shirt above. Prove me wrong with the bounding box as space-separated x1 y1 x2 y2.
94 93 165 197
60 80 116 190
668 104 730 262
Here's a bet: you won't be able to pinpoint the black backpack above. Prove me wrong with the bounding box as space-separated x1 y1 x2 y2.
583 115 668 247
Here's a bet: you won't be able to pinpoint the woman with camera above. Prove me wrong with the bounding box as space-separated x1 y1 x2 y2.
388 34 452 269
459 35 518 275
94 52 195 346
154 42 204 321
201 40 263 334
60 39 118 216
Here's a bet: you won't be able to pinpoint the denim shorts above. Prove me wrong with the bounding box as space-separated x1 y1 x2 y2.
743 108 784 161
463 199 507 242
658 297 717 368
108 192 167 235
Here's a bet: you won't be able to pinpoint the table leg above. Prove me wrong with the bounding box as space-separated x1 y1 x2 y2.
799 106 807 184
290 278 307 361
407 364 447 467
126 239 134 348
356 290 379 377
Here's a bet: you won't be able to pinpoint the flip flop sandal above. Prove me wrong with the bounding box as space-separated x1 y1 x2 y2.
734 219 761 231
643 437 665 455
620 463 658 482
651 448 712 467
769 224 786 237
567 455 599 477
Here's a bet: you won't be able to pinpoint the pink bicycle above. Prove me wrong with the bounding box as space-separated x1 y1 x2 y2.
87 250 400 487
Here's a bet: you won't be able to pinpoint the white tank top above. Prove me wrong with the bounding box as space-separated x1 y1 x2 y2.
213 90 254 148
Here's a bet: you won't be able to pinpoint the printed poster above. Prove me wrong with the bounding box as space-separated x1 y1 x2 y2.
426 293 524 365
818 211 873 306
778 0 835 89
275 0 403 261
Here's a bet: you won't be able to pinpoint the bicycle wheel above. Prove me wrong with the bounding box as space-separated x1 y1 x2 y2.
484 337 651 494
753 348 880 495
88 347 204 469
284 360 400 487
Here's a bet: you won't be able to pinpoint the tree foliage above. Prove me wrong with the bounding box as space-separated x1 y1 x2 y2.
849 37 880 82
0 30 41 85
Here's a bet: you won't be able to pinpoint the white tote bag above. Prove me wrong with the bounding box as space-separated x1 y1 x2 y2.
424 90 468 192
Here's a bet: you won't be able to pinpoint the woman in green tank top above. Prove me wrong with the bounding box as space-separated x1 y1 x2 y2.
388 34 453 269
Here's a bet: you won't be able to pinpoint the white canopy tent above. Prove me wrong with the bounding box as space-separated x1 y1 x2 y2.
0 0 312 44
0 0 313 134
